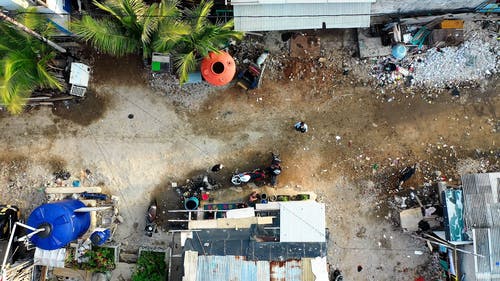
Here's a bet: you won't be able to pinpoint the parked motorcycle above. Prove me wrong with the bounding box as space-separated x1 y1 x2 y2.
145 200 158 237
231 169 266 185
231 153 282 186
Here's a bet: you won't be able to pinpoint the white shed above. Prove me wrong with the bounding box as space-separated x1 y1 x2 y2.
231 0 375 32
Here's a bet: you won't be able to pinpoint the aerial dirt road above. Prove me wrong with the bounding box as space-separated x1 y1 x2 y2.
1 47 498 280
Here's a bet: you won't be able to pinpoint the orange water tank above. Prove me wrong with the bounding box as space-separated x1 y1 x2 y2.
200 51 236 86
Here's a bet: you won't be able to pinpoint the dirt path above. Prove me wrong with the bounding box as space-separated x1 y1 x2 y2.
0 49 498 280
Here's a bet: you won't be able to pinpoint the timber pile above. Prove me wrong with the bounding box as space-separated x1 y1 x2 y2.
4 260 35 281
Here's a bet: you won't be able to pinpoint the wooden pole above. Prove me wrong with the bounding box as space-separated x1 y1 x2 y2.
0 10 67 53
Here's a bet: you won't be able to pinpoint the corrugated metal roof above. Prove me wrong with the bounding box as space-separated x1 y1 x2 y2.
231 0 375 5
462 173 500 280
462 173 492 195
462 173 500 228
474 228 491 274
491 227 500 275
464 193 493 228
183 251 199 281
185 255 313 281
473 227 500 277
233 2 372 31
280 201 326 243
490 203 500 227
257 261 270 281
232 0 375 4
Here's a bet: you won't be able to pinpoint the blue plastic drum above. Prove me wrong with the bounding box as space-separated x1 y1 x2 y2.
184 197 199 210
392 44 407 60
27 200 91 250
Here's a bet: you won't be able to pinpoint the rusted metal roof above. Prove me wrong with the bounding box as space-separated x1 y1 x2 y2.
182 253 320 281
270 260 302 281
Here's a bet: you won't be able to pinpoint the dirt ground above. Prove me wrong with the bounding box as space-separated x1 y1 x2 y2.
0 30 499 281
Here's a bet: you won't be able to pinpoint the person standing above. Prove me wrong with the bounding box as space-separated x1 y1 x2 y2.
294 121 308 133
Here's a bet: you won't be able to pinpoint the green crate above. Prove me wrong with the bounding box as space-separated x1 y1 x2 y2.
151 61 161 72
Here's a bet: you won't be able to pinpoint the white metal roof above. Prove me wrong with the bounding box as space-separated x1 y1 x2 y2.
232 0 374 4
226 207 255 218
232 2 373 31
279 201 326 243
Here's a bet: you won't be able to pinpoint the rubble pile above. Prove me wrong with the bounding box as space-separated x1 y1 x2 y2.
412 40 499 87
0 157 47 213
150 73 221 110
366 19 499 91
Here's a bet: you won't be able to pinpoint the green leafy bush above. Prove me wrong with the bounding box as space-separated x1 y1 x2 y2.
67 247 116 273
132 251 166 281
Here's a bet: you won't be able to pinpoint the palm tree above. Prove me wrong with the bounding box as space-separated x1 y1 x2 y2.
0 8 62 114
72 0 180 58
153 0 244 84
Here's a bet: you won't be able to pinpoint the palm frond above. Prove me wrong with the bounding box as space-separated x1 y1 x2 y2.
140 4 159 45
219 20 244 40
174 51 195 85
36 63 63 90
72 15 140 56
122 0 147 17
185 0 212 33
0 85 29 114
153 20 190 52
41 20 59 37
0 12 62 114
158 0 180 19
0 22 25 50
3 52 37 88
16 7 45 32
0 65 32 115
92 0 125 22
206 26 244 48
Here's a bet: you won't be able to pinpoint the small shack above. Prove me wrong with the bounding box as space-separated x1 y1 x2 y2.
179 200 329 280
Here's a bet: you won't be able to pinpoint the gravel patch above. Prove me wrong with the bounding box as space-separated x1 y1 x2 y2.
412 40 499 87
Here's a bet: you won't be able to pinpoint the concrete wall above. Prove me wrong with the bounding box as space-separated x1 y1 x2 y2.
371 0 486 14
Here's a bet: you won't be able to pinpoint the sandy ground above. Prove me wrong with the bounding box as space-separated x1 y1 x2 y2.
0 31 499 281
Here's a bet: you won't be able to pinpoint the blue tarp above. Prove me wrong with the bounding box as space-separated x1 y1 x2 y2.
443 190 469 242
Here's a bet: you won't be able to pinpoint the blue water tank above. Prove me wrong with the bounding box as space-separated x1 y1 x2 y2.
27 200 91 250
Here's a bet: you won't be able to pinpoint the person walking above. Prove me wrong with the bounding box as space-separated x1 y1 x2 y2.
398 163 418 187
294 121 308 133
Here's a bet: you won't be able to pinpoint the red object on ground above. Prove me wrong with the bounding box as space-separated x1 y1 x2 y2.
200 51 236 86
202 193 209 201
415 277 424 281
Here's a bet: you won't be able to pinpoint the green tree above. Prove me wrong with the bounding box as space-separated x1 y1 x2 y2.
0 8 63 114
154 0 244 84
72 0 180 58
